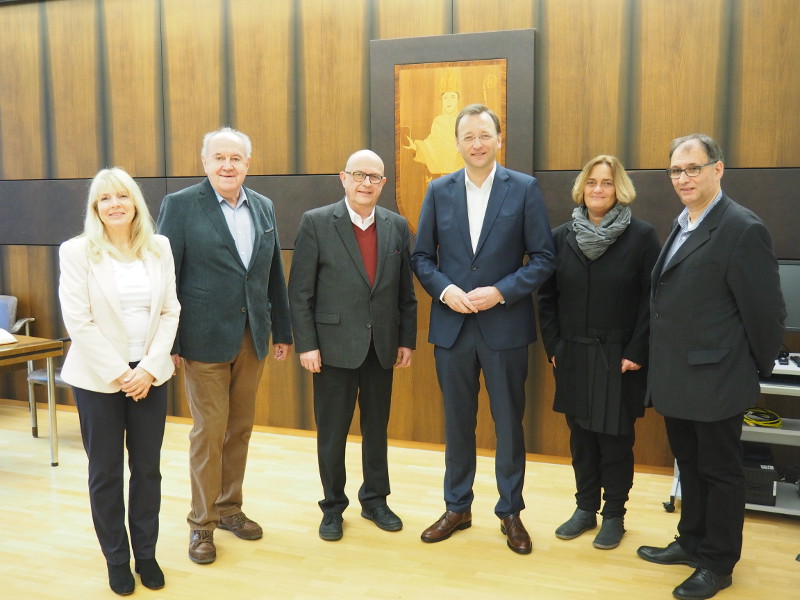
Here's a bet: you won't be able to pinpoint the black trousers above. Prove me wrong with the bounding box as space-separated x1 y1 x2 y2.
73 381 167 565
566 414 635 517
664 413 744 576
313 346 394 515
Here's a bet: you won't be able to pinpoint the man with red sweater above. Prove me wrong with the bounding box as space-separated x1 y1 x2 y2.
288 150 417 541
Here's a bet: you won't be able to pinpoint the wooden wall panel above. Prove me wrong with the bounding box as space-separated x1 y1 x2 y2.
376 0 450 39
731 0 800 167
535 0 627 170
103 0 163 176
3 0 800 468
454 0 534 33
45 0 101 178
633 0 726 168
298 0 368 173
162 0 224 176
229 0 294 175
0 2 45 180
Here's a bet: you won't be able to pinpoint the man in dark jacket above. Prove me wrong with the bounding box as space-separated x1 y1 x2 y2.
637 133 785 600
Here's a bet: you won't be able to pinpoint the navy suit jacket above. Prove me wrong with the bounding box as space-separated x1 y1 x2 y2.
411 164 556 350
648 195 785 421
156 179 292 362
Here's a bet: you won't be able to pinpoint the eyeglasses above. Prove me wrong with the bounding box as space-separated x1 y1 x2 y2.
459 133 496 145
585 180 614 189
344 171 384 184
666 161 717 179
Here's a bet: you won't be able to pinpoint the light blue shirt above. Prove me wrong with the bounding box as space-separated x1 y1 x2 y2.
663 190 723 270
216 188 255 268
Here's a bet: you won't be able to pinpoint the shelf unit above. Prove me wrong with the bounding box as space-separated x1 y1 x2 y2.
664 372 800 517
743 377 800 516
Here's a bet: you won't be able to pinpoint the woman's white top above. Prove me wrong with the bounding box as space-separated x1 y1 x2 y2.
110 258 152 362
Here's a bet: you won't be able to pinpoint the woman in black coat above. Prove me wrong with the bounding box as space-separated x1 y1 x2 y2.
538 155 660 550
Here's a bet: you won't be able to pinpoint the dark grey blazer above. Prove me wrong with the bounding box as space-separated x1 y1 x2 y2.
647 195 785 422
156 179 292 362
288 198 417 370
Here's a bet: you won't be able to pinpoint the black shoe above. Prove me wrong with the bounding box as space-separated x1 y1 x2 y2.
107 562 135 596
555 508 597 540
592 516 625 549
319 513 343 541
673 567 732 599
637 540 699 567
361 504 403 532
135 557 165 590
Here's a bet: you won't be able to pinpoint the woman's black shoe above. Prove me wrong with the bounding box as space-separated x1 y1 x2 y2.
107 562 135 596
135 557 165 590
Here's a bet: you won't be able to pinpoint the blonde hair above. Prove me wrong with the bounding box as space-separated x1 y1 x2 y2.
571 155 636 206
82 167 159 262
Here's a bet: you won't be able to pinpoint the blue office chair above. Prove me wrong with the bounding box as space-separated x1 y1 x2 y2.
0 295 34 336
0 295 41 433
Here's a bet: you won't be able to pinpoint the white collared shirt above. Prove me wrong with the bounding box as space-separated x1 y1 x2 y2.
344 197 376 230
439 163 498 303
464 163 497 252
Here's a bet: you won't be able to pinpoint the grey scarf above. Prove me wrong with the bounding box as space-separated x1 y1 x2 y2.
571 204 631 260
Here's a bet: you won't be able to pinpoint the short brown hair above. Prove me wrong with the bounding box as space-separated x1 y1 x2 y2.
572 155 636 206
454 104 501 138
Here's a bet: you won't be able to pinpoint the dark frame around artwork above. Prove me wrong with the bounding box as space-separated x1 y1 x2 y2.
369 29 535 218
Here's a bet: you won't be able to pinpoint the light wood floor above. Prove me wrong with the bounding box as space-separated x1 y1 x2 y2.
1 401 798 600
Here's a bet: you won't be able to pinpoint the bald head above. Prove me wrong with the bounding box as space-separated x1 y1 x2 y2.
340 149 386 218
345 149 384 173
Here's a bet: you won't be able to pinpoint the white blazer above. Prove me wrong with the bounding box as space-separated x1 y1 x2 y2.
59 235 181 393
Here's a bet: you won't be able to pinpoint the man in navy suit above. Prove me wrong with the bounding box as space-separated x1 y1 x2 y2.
412 104 556 554
157 127 293 564
637 134 785 599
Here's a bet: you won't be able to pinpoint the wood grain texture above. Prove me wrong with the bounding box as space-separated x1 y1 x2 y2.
297 0 368 173
633 0 727 169
454 0 535 33
0 2 45 180
229 0 294 175
731 0 800 167
45 0 101 178
161 0 224 176
103 0 163 176
376 0 449 39
1 402 798 600
535 0 627 169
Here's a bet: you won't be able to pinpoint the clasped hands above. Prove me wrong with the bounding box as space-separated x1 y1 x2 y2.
443 285 503 313
118 366 155 401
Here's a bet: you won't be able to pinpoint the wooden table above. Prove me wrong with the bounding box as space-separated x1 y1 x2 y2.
0 335 64 465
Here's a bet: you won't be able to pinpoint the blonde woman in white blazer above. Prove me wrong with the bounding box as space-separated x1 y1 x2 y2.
59 168 180 596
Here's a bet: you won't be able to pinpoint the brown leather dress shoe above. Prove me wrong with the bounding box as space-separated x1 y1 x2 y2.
189 530 216 564
218 512 263 540
420 510 472 543
501 513 532 554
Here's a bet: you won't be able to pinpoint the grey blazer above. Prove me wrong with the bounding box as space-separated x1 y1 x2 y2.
647 195 785 421
288 199 417 370
156 179 292 362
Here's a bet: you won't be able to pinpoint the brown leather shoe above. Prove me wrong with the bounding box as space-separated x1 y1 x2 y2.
501 513 532 554
218 512 263 540
420 510 472 543
189 530 216 564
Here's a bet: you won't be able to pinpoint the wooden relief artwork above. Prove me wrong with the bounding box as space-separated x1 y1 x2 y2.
394 60 507 233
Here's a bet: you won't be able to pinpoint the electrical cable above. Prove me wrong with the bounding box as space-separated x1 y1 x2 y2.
742 407 782 428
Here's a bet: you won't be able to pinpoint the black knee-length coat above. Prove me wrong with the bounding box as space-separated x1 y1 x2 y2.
538 217 660 435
